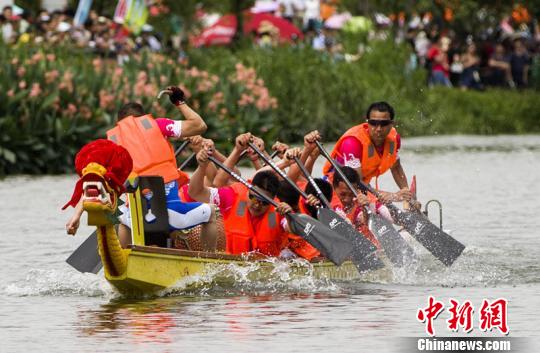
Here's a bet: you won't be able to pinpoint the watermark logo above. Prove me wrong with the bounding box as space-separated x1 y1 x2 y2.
417 296 509 336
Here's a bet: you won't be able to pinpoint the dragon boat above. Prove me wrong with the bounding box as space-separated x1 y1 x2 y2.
78 167 383 296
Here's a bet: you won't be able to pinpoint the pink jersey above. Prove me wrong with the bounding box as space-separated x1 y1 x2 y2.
180 184 236 214
155 118 182 138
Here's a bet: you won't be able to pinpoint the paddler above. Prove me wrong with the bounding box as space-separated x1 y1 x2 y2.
65 86 220 251
330 166 381 248
322 101 413 205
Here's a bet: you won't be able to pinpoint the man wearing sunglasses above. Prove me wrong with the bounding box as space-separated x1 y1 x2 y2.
322 101 412 204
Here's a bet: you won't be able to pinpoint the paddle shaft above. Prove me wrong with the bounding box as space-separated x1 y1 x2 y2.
174 140 190 157
292 156 331 209
239 148 278 162
179 152 196 170
264 150 280 166
208 156 280 208
247 142 310 199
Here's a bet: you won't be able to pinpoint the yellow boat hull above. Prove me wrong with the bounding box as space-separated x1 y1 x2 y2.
105 245 383 295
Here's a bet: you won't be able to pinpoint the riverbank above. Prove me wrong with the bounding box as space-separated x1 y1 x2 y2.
1 42 540 175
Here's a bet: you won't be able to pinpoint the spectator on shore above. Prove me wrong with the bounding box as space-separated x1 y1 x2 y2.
510 39 531 88
487 43 513 87
1 6 16 44
414 30 430 68
460 43 482 90
303 0 321 34
257 21 280 48
427 36 452 87
278 0 304 26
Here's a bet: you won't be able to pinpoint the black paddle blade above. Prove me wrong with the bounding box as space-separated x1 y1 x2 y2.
287 213 352 266
350 250 385 273
368 212 416 267
390 208 465 266
316 208 384 272
65 231 103 274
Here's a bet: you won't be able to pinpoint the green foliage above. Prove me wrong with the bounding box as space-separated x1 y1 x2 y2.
189 40 427 141
1 41 540 176
0 44 276 176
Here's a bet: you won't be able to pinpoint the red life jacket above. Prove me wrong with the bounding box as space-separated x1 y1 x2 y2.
107 115 189 185
322 123 398 184
223 182 285 256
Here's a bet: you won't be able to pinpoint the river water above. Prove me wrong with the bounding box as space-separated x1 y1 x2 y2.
1 135 539 352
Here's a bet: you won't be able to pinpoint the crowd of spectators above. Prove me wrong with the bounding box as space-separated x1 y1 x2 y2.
403 12 539 90
1 5 163 65
0 1 347 63
1 1 539 90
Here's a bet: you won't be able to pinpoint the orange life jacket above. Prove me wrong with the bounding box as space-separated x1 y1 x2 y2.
107 115 189 185
322 123 398 184
223 182 284 256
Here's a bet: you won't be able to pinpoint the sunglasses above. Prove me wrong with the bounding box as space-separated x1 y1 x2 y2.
367 119 393 127
248 193 270 206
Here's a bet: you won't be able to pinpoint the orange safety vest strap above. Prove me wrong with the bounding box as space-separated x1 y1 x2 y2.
107 115 181 184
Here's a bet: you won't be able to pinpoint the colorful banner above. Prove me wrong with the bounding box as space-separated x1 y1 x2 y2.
114 0 130 24
125 0 148 34
73 0 93 27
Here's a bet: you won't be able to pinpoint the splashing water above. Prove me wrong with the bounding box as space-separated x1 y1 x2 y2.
161 257 341 297
2 269 114 298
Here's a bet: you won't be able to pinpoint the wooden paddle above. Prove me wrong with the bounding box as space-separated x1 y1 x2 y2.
208 155 353 266
246 141 383 271
315 141 464 266
314 141 415 267
66 140 192 274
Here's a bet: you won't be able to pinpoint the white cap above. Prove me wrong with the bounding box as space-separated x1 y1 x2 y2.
57 21 71 32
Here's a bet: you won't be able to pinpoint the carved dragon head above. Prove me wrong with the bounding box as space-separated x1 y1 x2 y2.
63 139 133 225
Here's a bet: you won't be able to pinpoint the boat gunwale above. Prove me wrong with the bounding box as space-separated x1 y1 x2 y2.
128 245 330 264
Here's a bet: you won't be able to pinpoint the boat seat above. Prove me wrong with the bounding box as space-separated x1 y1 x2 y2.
137 176 169 247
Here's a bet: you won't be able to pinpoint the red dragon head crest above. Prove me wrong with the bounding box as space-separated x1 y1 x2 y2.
63 139 133 210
